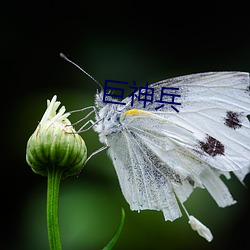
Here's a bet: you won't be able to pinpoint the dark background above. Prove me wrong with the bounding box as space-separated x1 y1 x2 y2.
2 1 250 250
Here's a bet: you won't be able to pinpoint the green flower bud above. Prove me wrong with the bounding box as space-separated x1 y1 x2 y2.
26 95 87 178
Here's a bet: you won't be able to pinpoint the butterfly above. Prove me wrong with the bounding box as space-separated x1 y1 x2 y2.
91 72 250 241
61 55 250 241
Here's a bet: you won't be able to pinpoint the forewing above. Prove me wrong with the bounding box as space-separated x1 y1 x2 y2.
123 72 250 175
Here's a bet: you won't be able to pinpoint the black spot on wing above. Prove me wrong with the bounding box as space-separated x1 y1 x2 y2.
199 135 225 157
224 111 242 130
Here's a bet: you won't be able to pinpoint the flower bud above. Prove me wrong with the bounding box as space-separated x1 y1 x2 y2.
26 95 87 178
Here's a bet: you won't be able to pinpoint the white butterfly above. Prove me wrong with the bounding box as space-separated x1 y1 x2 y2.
87 71 250 241
60 53 250 242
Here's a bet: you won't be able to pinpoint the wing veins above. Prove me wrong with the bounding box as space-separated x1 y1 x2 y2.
126 129 181 212
124 130 152 208
123 131 142 207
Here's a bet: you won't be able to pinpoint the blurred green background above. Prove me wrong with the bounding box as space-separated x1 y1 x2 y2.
2 2 250 250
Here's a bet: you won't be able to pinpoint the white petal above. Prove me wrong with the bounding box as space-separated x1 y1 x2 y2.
188 215 213 242
40 95 71 125
40 95 58 123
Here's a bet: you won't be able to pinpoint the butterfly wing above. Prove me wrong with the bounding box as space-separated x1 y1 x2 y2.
107 123 182 221
106 72 249 221
123 72 250 173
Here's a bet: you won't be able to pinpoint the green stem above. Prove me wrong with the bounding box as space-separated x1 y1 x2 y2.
47 165 63 250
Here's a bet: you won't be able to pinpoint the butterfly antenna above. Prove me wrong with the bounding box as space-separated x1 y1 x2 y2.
60 53 103 91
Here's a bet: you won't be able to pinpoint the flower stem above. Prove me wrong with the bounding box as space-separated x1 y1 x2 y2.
47 165 63 250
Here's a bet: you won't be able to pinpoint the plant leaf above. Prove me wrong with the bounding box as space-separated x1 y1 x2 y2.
102 208 125 250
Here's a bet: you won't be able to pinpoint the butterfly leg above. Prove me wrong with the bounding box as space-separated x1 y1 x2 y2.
77 145 108 176
70 106 96 125
77 119 100 132
68 106 101 132
85 145 108 165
